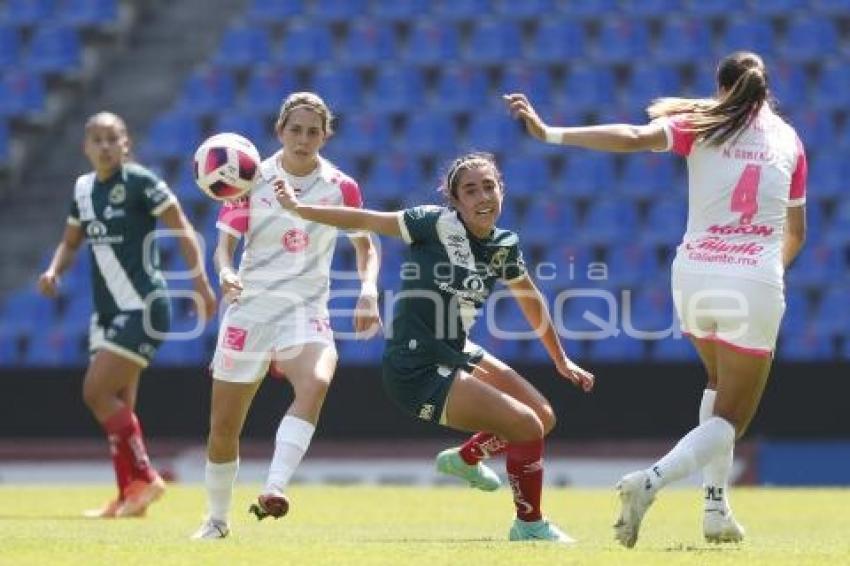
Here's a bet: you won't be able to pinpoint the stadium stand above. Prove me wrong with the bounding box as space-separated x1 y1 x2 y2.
1 0 849 367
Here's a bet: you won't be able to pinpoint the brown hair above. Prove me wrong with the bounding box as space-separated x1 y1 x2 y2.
275 91 334 136
439 151 504 201
647 51 770 146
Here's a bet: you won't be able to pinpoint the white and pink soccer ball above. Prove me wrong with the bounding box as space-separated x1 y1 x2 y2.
193 132 261 201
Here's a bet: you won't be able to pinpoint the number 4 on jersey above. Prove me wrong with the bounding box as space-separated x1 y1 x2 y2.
730 163 761 225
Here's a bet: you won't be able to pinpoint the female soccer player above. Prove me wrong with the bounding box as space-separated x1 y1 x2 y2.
37 111 217 518
192 92 381 540
274 151 595 544
506 51 807 547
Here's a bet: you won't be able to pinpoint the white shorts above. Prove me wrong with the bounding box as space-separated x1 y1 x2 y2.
671 269 785 357
210 304 335 383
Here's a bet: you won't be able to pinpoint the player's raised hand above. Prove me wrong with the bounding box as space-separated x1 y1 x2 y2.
503 93 548 141
37 270 60 298
353 292 382 338
555 356 595 392
273 179 300 211
219 268 243 304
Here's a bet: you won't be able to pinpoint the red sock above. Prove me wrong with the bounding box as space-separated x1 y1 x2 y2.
104 423 133 500
103 406 156 484
459 432 508 464
506 438 544 522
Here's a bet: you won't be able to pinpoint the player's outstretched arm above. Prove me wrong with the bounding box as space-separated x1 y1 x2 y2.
504 92 668 153
37 223 84 298
507 275 594 392
275 181 403 238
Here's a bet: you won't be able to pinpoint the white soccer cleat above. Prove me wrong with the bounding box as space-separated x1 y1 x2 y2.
613 470 656 548
704 508 745 543
191 518 230 540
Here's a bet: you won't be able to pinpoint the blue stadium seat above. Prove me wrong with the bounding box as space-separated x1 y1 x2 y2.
557 153 616 200
807 150 844 200
525 18 587 64
312 65 363 112
750 0 808 14
519 199 579 245
499 65 553 106
340 19 396 67
27 24 82 75
494 0 558 21
0 69 47 118
242 65 301 115
372 0 431 22
496 199 520 230
563 65 616 110
535 244 595 292
213 110 268 151
605 243 658 288
0 24 22 71
770 62 808 112
811 60 850 111
366 153 424 200
435 65 488 112
580 198 639 245
335 336 384 363
277 22 333 66
466 19 522 64
595 18 650 63
813 0 850 15
786 243 845 288
0 0 57 28
2 290 54 332
311 0 367 23
175 66 237 116
332 112 391 157
789 108 836 149
140 111 202 162
778 326 835 361
58 0 119 29
466 109 523 153
587 333 646 361
245 0 304 23
719 19 776 58
781 288 810 336
618 153 678 199
434 0 491 22
501 155 550 199
565 0 619 19
404 19 460 66
212 24 272 70
626 285 676 336
813 285 850 337
685 0 741 16
653 17 712 64
641 198 687 247
624 64 683 110
397 110 457 157
824 199 850 246
561 293 619 338
24 324 86 367
369 66 425 113
779 17 838 63
621 0 684 16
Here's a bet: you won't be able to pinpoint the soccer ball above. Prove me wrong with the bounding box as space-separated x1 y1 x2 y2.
193 132 261 201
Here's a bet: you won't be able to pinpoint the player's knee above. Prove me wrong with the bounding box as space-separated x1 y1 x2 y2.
81 381 105 412
294 376 331 404
510 407 544 442
539 404 556 436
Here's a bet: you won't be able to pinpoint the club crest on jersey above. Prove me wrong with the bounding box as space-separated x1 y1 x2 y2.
223 326 247 351
87 220 108 238
282 228 309 253
109 184 126 205
490 248 508 270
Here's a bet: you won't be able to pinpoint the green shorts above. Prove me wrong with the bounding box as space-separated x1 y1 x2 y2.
89 297 171 368
381 349 458 425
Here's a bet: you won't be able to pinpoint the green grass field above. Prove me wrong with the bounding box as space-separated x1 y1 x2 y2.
1 485 849 565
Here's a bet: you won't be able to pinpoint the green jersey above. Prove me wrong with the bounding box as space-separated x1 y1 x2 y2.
68 163 177 317
386 205 527 369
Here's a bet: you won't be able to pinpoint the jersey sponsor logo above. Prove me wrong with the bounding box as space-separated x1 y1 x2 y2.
109 184 126 204
490 247 509 270
418 403 435 421
282 228 309 253
86 220 124 244
685 236 764 256
223 326 247 351
144 184 168 203
436 365 452 378
462 274 485 293
707 223 774 237
103 205 126 220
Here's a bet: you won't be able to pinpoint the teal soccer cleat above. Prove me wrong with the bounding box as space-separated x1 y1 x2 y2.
509 518 576 544
435 447 501 491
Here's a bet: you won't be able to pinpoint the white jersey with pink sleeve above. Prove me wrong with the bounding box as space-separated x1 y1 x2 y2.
215 152 363 324
658 105 807 288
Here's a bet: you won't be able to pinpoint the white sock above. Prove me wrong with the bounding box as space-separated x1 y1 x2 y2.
699 389 733 511
264 415 315 495
206 459 238 523
647 417 735 492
